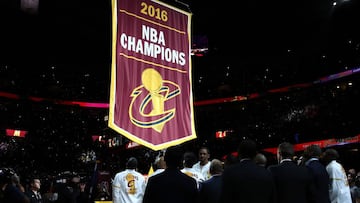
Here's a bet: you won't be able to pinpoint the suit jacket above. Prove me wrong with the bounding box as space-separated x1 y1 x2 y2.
268 160 316 203
143 168 198 203
306 159 331 203
219 159 276 203
198 175 222 203
25 190 42 203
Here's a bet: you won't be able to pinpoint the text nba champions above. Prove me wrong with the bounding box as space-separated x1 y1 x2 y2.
119 2 187 66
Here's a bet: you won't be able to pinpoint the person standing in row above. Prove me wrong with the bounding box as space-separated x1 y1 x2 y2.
25 177 42 203
347 168 360 203
198 159 223 203
143 145 198 203
192 147 211 181
303 144 331 203
147 154 166 180
323 148 352 203
219 139 276 203
181 151 204 188
112 157 146 203
268 142 316 203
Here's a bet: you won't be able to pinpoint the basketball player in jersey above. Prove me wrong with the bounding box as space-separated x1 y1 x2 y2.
193 147 211 180
112 157 146 203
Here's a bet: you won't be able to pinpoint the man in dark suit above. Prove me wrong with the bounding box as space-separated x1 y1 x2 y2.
198 159 223 203
303 144 331 203
219 139 276 203
143 145 198 203
25 177 42 203
268 142 316 203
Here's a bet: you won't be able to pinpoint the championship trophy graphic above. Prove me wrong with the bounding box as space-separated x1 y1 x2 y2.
129 68 180 133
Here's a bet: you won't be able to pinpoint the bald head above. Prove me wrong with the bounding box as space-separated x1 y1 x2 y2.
254 153 267 167
209 159 223 175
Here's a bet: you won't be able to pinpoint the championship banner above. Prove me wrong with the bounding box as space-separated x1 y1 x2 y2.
108 0 196 150
6 129 28 138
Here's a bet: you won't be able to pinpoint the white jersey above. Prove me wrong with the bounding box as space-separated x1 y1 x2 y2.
326 160 352 203
181 167 205 188
146 169 165 184
148 169 164 179
112 169 146 203
192 161 211 180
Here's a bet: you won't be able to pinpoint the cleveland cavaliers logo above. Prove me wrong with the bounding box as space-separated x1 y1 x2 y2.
129 68 181 132
126 173 136 194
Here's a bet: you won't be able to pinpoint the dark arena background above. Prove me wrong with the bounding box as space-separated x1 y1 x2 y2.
0 0 360 201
